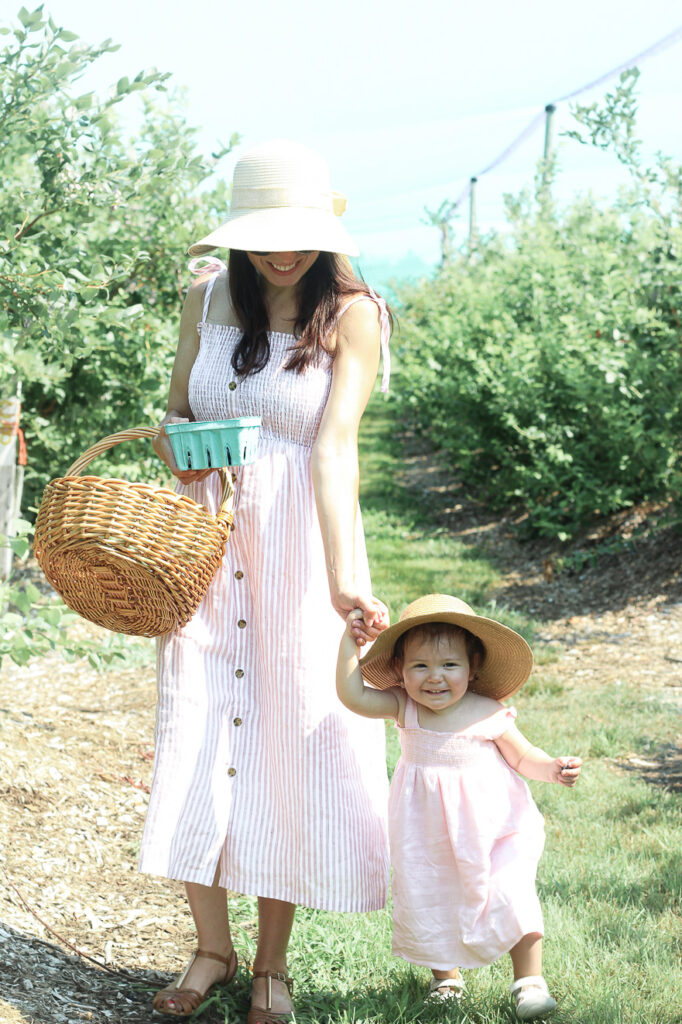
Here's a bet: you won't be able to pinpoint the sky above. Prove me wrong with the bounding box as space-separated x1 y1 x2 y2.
3 0 682 283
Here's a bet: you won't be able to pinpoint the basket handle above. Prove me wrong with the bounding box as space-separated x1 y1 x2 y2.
64 426 235 524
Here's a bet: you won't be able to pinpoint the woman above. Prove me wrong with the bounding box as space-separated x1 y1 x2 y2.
141 139 392 1022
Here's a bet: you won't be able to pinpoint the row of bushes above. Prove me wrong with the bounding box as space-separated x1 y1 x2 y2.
392 73 681 539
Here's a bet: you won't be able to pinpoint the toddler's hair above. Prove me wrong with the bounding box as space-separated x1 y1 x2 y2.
392 622 485 671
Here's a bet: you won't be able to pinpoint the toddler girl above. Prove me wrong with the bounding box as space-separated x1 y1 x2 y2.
337 593 581 1021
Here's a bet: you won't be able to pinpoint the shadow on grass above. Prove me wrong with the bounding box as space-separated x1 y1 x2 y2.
615 743 682 793
297 977 514 1024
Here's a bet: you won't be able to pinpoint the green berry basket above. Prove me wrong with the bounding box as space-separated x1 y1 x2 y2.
165 417 262 470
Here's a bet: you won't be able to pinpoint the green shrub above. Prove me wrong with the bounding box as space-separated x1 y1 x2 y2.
393 71 681 539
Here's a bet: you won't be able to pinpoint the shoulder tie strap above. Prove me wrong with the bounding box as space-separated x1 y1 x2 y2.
403 695 420 729
188 257 227 322
337 290 391 393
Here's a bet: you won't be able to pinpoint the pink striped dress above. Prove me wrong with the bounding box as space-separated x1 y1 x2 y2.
139 270 390 912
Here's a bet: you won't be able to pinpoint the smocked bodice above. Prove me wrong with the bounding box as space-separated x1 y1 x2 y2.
397 696 516 770
398 728 497 768
188 322 332 448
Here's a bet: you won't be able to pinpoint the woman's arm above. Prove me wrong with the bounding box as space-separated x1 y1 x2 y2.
495 723 582 787
337 611 401 720
152 275 214 483
312 298 386 637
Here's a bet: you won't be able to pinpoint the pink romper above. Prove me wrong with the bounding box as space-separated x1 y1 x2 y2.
389 697 546 969
139 269 391 912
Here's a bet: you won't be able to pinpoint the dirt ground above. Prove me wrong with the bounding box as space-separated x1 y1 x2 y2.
1 449 681 1023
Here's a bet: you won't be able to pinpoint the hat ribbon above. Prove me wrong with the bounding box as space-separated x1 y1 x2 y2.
230 186 348 216
188 256 227 276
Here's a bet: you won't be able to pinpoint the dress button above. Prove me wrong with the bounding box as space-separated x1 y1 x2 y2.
235 570 244 580
233 717 242 727
227 766 237 777
235 669 244 678
228 381 237 391
237 619 246 629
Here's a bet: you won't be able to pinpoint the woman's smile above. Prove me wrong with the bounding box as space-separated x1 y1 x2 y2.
247 250 320 286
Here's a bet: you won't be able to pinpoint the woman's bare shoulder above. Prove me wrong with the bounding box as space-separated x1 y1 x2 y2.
333 292 381 349
186 269 237 326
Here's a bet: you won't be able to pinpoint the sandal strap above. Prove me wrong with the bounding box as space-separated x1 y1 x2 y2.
510 975 549 996
196 948 234 966
252 970 294 995
430 976 464 992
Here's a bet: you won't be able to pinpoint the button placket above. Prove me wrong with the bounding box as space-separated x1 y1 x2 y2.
229 570 249 783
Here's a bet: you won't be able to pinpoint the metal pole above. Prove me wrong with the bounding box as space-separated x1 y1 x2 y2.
543 103 556 161
468 177 478 251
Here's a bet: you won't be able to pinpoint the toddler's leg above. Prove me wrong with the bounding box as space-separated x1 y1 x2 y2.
509 934 557 1021
509 933 542 979
427 967 464 1001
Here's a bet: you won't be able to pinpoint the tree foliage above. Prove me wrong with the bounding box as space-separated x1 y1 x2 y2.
393 71 681 539
1 5 238 509
0 6 238 664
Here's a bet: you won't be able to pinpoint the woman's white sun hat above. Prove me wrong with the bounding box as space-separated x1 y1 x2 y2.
188 139 359 258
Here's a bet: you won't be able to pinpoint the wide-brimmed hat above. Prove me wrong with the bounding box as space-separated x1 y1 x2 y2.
188 139 359 258
359 594 534 701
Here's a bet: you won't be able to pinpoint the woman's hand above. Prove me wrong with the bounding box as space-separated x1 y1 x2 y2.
332 586 389 646
152 416 215 484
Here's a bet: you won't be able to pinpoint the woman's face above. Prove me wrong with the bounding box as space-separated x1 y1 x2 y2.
247 250 320 288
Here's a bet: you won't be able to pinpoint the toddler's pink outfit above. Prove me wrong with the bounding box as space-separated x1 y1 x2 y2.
389 697 546 970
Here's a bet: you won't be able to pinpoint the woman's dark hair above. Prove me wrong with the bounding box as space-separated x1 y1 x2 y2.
227 250 392 377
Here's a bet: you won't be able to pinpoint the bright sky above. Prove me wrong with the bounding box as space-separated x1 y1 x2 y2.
4 0 682 279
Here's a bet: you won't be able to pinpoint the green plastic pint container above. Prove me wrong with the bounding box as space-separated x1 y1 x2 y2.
165 417 262 470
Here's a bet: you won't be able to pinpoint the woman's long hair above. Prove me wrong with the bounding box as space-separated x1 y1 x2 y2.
227 250 392 377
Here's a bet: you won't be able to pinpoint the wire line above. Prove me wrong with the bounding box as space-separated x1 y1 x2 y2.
452 22 682 209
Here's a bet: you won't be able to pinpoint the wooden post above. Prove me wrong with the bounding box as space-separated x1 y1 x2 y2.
468 177 478 252
0 386 24 582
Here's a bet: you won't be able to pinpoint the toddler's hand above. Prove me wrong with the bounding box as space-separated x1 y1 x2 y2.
555 757 582 787
348 601 389 647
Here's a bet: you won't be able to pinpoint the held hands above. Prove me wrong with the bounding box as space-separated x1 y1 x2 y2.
553 757 582 787
338 598 389 647
152 416 215 484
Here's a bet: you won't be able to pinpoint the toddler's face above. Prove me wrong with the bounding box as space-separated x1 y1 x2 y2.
399 633 474 712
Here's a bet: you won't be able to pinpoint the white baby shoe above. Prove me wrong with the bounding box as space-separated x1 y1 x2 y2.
510 976 557 1020
427 973 465 1001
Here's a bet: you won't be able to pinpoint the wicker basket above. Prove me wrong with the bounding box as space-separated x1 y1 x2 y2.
33 426 235 637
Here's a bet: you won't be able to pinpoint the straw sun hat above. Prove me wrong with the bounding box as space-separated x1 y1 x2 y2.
359 594 534 701
188 139 359 258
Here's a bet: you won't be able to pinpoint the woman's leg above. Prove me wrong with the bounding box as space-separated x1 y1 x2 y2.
162 867 235 1000
249 898 296 1018
509 932 543 979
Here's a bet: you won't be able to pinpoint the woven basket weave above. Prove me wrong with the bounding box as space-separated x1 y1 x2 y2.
33 426 235 637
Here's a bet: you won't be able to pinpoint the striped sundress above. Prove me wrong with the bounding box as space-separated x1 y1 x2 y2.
139 270 391 912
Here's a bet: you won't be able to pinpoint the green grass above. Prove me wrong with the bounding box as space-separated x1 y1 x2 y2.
166 394 682 1022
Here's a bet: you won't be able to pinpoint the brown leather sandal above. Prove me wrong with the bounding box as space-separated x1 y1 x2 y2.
152 947 238 1017
246 970 295 1024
